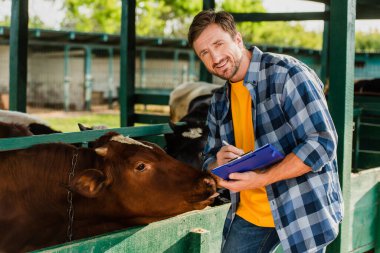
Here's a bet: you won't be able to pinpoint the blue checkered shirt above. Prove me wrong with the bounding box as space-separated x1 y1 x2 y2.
202 47 344 253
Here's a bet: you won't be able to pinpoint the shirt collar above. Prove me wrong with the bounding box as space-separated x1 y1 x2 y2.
243 46 263 88
222 46 263 103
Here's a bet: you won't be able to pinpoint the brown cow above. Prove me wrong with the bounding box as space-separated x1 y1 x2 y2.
0 132 217 253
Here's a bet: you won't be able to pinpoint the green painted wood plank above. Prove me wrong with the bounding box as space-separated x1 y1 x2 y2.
350 168 380 252
231 12 328 22
320 5 329 85
134 93 170 105
326 0 356 252
134 114 170 124
200 0 214 83
0 124 173 151
9 0 28 112
84 47 93 111
32 204 230 253
202 0 215 10
120 0 136 126
188 229 210 253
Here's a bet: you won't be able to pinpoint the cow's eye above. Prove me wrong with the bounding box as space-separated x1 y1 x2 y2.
136 163 146 172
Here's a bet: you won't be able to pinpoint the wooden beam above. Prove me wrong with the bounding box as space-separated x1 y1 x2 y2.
232 12 328 22
199 0 214 83
327 0 356 252
9 0 28 112
120 0 136 126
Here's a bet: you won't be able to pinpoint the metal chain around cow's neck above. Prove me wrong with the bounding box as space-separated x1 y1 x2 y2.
67 151 78 242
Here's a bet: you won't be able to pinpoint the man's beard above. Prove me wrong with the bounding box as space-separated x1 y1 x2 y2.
213 56 241 81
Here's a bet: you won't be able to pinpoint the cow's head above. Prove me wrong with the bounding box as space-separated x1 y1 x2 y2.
69 132 217 226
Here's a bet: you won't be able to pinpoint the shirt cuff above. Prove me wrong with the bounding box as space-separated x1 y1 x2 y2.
292 141 331 172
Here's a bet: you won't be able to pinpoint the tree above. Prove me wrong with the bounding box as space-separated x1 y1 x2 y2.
356 31 380 52
252 22 323 49
61 0 122 33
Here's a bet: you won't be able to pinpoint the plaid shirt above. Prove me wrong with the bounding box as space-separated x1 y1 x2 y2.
203 47 344 253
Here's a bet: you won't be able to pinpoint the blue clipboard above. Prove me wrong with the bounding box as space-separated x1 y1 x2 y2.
211 144 284 180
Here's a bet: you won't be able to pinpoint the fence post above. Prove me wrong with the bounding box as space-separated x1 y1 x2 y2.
188 228 210 253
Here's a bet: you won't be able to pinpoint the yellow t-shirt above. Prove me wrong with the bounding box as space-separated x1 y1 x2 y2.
230 80 275 228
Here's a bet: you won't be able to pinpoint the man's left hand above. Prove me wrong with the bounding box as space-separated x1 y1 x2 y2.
217 170 268 192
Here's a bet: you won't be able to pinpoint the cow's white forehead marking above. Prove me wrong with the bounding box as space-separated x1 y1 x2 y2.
111 135 153 149
182 128 203 139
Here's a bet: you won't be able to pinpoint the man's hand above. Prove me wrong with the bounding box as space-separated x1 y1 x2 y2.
218 170 268 192
216 152 312 192
215 144 244 167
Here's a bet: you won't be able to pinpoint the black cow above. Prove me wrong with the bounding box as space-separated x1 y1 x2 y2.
165 83 230 205
354 78 380 95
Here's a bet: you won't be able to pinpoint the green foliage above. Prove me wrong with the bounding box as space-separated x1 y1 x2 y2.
220 0 265 45
252 22 323 49
61 0 122 34
0 16 10 26
136 0 202 37
0 15 50 29
356 31 380 52
29 16 47 29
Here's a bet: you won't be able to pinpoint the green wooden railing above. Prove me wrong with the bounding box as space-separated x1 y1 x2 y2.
0 124 173 151
32 204 230 253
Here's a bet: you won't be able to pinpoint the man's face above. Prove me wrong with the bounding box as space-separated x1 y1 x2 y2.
193 23 244 81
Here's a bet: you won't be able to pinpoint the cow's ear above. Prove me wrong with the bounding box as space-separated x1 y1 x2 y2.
78 123 91 131
70 169 106 198
95 146 108 157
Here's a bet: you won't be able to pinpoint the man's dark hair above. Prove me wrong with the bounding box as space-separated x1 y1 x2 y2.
188 10 237 48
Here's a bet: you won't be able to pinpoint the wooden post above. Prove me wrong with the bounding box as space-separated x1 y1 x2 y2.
327 0 356 252
120 0 136 126
199 0 215 83
320 5 329 86
84 47 93 111
63 45 70 111
107 47 114 109
9 0 28 112
188 228 210 253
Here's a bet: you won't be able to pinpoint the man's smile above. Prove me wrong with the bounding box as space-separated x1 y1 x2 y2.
214 58 228 70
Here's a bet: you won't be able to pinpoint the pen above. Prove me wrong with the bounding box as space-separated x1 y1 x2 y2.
222 140 230 146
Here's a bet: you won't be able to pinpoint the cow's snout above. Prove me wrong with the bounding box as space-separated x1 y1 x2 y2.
203 177 216 188
201 176 217 195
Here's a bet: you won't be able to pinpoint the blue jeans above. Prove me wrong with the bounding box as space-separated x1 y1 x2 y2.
222 215 326 253
222 215 280 253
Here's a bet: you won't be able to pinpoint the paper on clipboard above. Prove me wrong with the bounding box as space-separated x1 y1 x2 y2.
211 144 284 180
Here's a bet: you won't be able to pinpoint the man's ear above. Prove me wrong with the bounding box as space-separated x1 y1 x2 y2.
69 169 106 198
235 32 243 47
